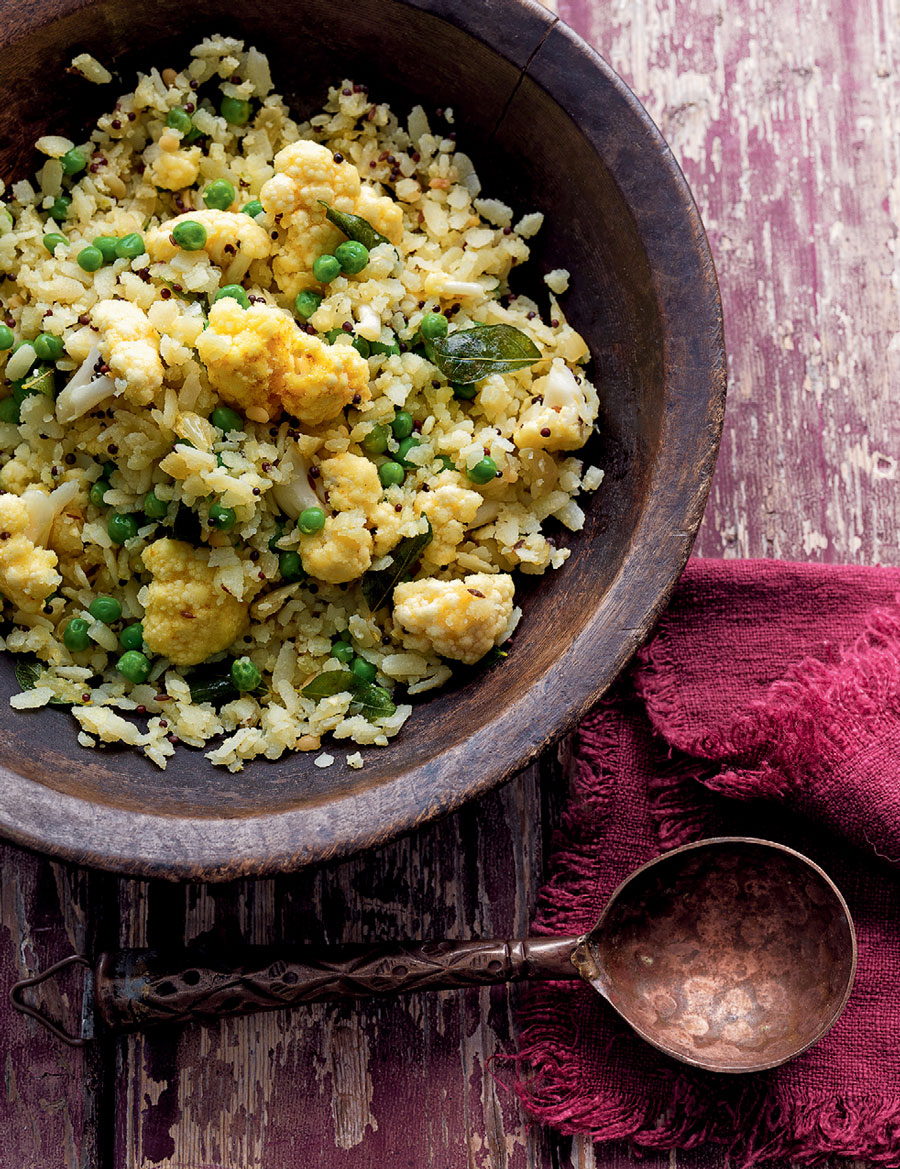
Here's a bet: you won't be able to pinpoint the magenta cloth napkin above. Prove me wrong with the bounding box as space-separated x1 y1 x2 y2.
514 558 900 1166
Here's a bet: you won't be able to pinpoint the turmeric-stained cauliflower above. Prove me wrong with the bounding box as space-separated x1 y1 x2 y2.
259 140 403 298
147 145 201 191
141 538 249 666
91 300 164 404
145 209 271 282
414 472 482 568
320 452 381 512
197 299 370 425
393 572 515 665
513 359 598 452
297 453 382 584
300 511 373 585
0 494 62 613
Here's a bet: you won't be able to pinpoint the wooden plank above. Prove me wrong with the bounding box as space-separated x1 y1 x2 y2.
112 759 566 1168
0 843 112 1169
562 0 900 566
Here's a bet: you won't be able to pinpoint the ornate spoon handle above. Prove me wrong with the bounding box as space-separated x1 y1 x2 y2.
94 937 582 1031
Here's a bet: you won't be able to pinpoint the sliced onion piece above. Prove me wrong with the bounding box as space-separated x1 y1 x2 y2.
55 346 117 424
271 443 321 518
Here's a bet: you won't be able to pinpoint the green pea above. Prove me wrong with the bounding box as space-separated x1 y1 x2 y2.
331 639 354 664
208 503 235 531
294 289 322 319
143 490 168 520
391 411 414 439
214 284 250 309
221 96 252 126
0 325 14 351
242 199 264 219
88 595 122 624
378 460 405 488
48 195 71 223
60 148 87 176
452 382 478 400
420 311 448 340
89 480 108 507
278 550 305 582
42 232 68 254
92 235 119 263
117 650 152 684
165 107 193 135
436 455 456 472
352 336 370 358
323 328 343 344
204 179 235 211
119 623 144 650
231 655 261 692
297 506 326 535
312 253 341 283
0 396 20 424
76 245 104 272
100 461 116 479
32 333 63 362
395 435 421 468
467 456 500 484
210 405 243 433
63 617 91 653
115 233 145 260
361 423 388 456
108 512 139 545
335 239 369 275
172 219 207 251
351 656 377 683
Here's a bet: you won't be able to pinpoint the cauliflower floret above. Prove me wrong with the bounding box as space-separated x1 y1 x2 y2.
259 140 402 298
393 573 515 665
141 538 250 666
513 360 598 453
300 511 373 585
197 299 370 425
0 494 61 613
145 209 271 283
413 472 482 568
319 452 381 513
147 146 201 191
91 300 164 405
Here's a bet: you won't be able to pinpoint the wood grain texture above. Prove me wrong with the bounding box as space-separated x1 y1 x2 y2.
2 0 896 1164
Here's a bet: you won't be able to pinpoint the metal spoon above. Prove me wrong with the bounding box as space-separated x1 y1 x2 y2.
10 837 856 1072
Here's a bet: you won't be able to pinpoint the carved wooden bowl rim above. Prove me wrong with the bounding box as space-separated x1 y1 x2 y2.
0 0 726 878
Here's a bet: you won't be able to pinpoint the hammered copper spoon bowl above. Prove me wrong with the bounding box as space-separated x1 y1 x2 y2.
11 838 856 1071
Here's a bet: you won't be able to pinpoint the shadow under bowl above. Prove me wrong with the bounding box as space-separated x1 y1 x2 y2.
0 0 725 879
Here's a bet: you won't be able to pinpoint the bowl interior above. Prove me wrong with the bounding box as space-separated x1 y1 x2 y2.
0 0 724 875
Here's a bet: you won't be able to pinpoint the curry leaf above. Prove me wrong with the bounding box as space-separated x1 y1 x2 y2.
319 200 392 250
361 520 433 611
302 670 396 719
14 657 42 691
188 672 239 706
14 656 70 705
429 324 541 384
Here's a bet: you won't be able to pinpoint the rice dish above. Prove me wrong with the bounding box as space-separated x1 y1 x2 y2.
0 36 602 771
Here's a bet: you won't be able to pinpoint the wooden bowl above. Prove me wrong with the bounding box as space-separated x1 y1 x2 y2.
0 0 725 879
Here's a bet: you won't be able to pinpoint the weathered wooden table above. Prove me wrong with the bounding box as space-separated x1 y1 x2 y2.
3 0 895 1163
